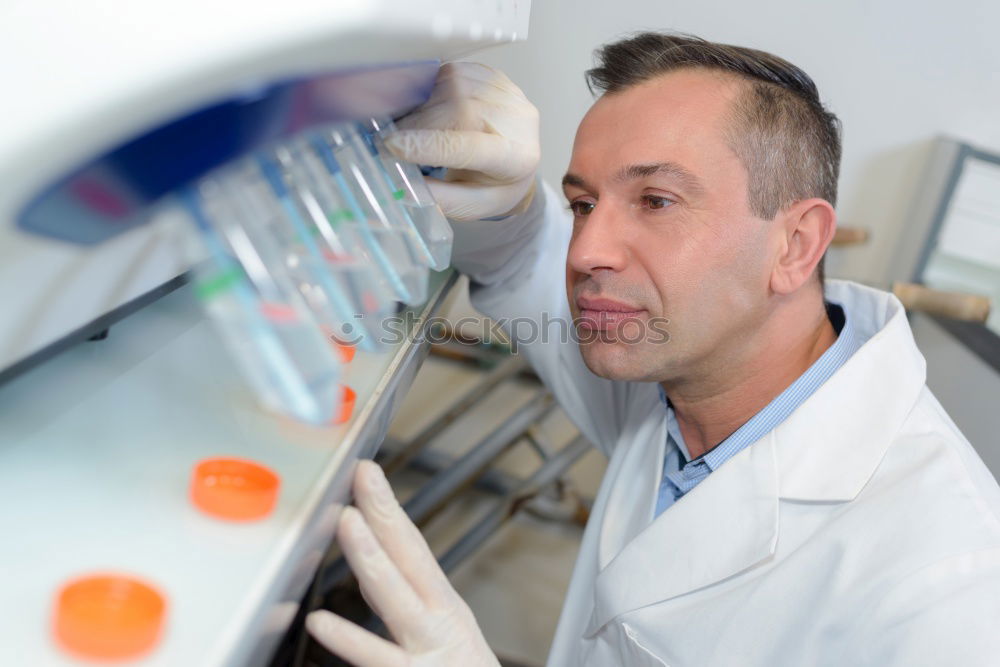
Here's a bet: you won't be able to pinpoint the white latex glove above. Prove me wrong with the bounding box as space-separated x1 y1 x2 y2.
384 62 540 221
306 460 500 667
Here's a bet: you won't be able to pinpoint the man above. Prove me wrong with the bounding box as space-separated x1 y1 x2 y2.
307 33 1000 666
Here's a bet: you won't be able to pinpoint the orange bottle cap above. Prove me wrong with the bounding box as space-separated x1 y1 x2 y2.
190 457 280 521
334 386 356 425
53 574 166 661
321 326 356 363
335 341 356 363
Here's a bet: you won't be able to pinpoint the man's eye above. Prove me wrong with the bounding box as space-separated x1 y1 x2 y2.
642 195 674 210
569 201 595 216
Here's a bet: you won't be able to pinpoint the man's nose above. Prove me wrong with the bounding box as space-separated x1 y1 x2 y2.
566 203 630 276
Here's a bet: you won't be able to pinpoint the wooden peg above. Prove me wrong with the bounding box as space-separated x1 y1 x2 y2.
891 282 991 323
831 227 869 246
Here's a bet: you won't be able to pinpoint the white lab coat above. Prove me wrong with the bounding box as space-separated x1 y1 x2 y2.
450 184 1000 666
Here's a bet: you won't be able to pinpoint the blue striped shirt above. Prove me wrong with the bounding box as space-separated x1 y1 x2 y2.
654 302 864 517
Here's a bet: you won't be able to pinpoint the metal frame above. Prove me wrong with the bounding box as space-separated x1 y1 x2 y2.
913 141 1000 282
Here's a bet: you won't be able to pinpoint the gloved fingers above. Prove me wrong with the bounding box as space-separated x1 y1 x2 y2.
394 95 535 139
435 61 507 87
352 461 458 610
306 609 406 667
395 91 473 129
424 176 535 222
337 505 430 644
386 60 538 221
384 129 537 182
421 61 518 98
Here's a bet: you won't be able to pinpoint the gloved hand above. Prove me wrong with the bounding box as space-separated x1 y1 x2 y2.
307 460 500 667
384 62 540 221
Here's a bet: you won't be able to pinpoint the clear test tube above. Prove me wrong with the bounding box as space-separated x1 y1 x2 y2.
336 125 434 271
292 138 402 309
214 161 361 348
303 134 417 305
315 127 430 305
176 183 344 425
276 142 397 350
359 117 454 270
252 151 389 351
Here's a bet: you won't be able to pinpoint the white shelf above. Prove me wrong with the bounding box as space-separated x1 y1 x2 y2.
0 270 458 666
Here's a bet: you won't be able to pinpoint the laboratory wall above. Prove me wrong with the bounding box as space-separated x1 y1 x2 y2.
472 0 1000 286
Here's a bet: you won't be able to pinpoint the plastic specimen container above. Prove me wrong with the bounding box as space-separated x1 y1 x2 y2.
53 574 166 661
276 142 398 350
358 117 454 270
190 457 280 521
209 159 372 351
336 124 436 282
335 386 357 425
311 127 429 305
178 184 345 425
334 339 356 363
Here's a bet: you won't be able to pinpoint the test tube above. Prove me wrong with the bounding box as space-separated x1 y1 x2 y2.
278 141 397 347
303 134 414 305
251 151 388 350
314 127 430 305
337 125 434 269
210 167 347 346
177 182 344 425
359 117 454 270
206 162 357 349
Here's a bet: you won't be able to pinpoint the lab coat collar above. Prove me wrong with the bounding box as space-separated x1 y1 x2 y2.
774 280 927 501
584 281 926 636
586 434 780 636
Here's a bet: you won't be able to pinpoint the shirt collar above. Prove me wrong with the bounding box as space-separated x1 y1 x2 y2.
657 302 862 473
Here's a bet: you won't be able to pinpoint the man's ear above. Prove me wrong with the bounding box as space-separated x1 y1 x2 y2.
770 198 836 295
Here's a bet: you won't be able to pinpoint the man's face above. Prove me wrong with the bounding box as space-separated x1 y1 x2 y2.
564 69 776 383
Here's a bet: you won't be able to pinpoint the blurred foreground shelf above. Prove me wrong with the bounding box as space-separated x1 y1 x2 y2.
0 270 457 667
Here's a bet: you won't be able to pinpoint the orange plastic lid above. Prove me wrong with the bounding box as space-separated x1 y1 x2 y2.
334 386 356 425
321 326 356 364
190 457 280 521
53 574 166 661
334 341 356 364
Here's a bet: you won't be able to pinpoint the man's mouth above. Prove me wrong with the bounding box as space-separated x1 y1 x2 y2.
575 297 646 331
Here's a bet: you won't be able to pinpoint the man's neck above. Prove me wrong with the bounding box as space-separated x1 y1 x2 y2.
662 299 838 460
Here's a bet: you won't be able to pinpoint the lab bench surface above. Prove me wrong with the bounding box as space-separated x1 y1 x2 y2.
0 270 458 667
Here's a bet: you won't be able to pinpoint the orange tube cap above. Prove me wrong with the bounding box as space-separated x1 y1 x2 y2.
190 457 280 521
321 326 356 363
334 386 356 425
53 574 166 661
335 341 356 363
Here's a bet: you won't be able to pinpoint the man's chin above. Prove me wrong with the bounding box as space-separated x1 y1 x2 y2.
577 340 661 382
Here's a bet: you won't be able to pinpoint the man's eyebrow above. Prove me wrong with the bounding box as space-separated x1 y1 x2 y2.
561 172 590 190
614 162 705 195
